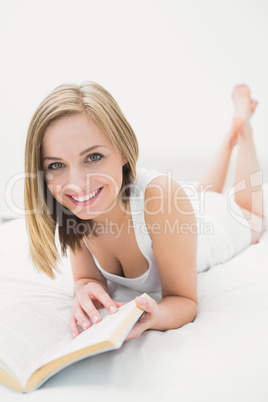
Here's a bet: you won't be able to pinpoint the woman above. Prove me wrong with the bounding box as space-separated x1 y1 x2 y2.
24 82 265 341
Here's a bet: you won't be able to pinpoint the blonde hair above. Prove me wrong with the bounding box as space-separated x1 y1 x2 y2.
25 82 139 278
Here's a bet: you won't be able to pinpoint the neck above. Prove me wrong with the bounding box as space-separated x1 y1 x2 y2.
90 197 130 226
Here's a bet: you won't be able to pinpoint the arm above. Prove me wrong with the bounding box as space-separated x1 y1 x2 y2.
70 237 109 294
148 175 198 330
126 176 198 339
69 238 123 337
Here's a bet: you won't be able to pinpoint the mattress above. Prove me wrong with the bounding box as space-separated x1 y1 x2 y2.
0 185 268 402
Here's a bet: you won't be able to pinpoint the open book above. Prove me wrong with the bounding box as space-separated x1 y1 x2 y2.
0 294 147 393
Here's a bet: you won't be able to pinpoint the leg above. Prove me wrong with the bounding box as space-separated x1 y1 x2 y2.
197 129 236 193
232 85 263 217
197 85 258 195
231 85 265 242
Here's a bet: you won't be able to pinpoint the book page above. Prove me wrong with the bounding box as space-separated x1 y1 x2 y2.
39 299 141 366
0 299 71 383
0 296 144 388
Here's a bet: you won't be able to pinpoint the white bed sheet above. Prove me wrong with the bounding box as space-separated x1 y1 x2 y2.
0 185 268 402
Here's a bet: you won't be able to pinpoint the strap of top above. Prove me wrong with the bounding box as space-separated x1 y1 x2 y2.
129 167 166 264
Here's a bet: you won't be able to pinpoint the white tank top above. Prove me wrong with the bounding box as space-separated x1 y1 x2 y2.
83 167 251 292
83 167 165 292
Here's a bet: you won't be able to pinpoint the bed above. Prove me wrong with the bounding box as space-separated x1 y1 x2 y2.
0 163 268 402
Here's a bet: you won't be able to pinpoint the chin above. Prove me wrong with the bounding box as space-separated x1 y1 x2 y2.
70 210 101 221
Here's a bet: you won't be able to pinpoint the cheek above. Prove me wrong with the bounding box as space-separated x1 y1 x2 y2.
105 170 123 195
46 179 62 199
93 166 123 192
45 171 65 193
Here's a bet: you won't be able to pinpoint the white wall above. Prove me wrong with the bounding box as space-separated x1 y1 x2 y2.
0 0 268 213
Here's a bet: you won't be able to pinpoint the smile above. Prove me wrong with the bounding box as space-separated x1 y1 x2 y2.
71 188 100 202
66 187 103 206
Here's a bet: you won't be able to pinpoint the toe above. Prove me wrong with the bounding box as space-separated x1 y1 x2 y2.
250 99 258 114
232 84 251 98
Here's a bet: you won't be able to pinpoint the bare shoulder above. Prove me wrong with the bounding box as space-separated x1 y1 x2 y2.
144 175 194 218
143 176 198 301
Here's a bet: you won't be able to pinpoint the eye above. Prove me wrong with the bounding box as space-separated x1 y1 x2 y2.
86 153 103 162
48 162 64 170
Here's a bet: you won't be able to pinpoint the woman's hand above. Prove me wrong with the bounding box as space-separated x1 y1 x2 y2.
69 281 123 338
125 296 159 342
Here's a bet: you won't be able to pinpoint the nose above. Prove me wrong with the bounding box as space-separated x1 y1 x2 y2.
64 166 93 194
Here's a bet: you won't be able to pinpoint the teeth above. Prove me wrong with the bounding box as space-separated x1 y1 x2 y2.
71 189 100 202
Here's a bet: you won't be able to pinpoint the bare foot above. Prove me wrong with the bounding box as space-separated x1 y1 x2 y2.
226 84 258 146
232 84 257 132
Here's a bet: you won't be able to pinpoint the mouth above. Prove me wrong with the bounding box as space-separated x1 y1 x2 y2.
66 187 103 206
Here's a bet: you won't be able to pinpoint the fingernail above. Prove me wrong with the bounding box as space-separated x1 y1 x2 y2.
82 321 90 329
92 314 99 324
110 305 117 313
136 297 146 306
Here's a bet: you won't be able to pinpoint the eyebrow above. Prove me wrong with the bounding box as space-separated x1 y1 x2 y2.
42 145 108 162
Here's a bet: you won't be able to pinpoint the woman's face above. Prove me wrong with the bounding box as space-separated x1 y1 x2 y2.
42 113 126 220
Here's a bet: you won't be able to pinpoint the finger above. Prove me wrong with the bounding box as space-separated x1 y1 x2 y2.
90 299 123 311
135 296 151 310
69 314 80 338
92 299 123 309
125 317 146 342
79 297 103 325
93 300 105 309
114 301 124 307
135 297 158 319
90 287 119 314
73 303 94 329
